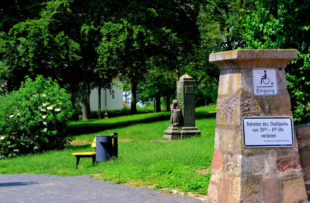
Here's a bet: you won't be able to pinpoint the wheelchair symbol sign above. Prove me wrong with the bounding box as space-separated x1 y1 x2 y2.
253 69 278 96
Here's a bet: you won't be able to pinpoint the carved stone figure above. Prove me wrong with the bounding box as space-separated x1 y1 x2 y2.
170 99 182 127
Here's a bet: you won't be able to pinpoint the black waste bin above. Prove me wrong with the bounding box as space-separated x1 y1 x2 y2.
96 135 112 161
96 133 118 161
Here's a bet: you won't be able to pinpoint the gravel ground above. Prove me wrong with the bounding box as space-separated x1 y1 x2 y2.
0 174 203 203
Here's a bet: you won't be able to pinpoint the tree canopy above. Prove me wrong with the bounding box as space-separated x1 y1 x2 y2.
1 0 310 123
242 0 310 123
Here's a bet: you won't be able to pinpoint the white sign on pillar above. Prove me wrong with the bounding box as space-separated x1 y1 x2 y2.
253 69 278 96
242 117 294 147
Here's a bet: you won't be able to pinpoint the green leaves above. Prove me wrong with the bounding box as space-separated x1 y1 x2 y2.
242 0 310 123
0 76 73 158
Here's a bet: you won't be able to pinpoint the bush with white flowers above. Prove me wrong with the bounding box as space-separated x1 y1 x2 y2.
0 76 73 158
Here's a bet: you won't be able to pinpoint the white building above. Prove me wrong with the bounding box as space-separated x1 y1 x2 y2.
89 80 124 111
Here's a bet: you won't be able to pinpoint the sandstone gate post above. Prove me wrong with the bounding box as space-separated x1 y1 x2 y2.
208 49 307 203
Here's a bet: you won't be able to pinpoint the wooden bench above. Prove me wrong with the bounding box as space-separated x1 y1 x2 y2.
72 137 96 169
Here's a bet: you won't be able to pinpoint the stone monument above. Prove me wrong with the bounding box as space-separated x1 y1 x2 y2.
164 74 201 140
178 74 201 138
164 100 183 140
207 49 307 202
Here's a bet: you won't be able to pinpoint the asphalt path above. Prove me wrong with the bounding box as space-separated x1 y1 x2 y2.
0 174 203 203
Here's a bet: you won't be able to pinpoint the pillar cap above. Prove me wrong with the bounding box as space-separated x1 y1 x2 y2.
180 74 193 80
209 49 297 62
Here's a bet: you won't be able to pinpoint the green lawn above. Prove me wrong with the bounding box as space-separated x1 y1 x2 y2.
0 105 216 195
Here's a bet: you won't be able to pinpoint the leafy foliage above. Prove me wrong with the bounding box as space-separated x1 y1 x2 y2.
0 76 73 158
0 0 46 32
96 0 201 113
0 2 82 92
242 0 310 123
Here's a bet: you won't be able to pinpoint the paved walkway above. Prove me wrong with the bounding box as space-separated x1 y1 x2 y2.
0 174 203 203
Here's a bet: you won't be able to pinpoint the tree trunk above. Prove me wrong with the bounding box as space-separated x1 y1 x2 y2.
81 85 91 120
166 95 170 112
70 88 76 110
98 84 101 119
131 80 137 114
155 93 161 112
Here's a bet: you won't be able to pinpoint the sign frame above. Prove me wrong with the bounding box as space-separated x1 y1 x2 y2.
253 69 278 96
242 116 294 148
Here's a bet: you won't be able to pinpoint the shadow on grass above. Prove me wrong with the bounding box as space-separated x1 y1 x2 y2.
65 144 92 150
68 114 170 136
196 112 216 119
68 112 216 136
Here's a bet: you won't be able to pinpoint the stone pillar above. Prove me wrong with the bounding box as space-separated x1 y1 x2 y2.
177 74 201 138
295 124 310 196
208 50 307 203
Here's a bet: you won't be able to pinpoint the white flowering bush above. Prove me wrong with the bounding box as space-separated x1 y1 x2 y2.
0 76 73 158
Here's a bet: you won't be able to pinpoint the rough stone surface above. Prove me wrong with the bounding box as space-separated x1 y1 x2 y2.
298 138 310 149
282 176 308 203
211 150 225 171
299 146 310 167
305 180 310 197
264 177 282 203
295 125 310 182
230 177 241 203
214 128 221 150
218 126 242 153
269 94 293 116
277 153 302 172
296 124 310 139
209 49 297 69
208 182 219 202
211 49 297 60
218 72 242 97
208 49 306 203
219 176 231 203
240 175 264 203
304 166 310 181
225 154 242 177
216 97 242 126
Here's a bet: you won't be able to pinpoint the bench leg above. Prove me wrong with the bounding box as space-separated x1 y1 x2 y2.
76 156 80 169
92 155 96 166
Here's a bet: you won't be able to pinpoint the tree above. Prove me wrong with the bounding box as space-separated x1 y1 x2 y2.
186 0 254 105
97 20 150 114
97 0 201 113
138 62 177 112
0 0 46 32
0 0 121 120
0 14 81 92
242 0 310 123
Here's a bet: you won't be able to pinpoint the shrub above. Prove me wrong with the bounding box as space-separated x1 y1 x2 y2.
0 76 73 158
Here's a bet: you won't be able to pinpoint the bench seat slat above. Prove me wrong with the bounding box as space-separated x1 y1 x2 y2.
72 137 97 169
72 152 96 156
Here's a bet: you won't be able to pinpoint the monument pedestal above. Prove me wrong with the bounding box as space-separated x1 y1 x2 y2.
208 49 307 203
164 126 181 140
180 127 201 139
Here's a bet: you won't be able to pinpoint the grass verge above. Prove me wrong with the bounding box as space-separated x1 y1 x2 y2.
0 105 216 195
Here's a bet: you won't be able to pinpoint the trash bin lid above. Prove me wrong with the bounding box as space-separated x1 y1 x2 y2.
96 135 112 142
